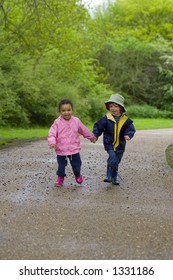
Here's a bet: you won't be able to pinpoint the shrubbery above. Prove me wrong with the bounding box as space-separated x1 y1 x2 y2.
127 105 173 119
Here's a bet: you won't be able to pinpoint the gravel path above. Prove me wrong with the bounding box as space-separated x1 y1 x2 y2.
0 128 173 260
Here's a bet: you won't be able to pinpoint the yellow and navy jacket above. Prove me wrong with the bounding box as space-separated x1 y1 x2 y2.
93 113 135 152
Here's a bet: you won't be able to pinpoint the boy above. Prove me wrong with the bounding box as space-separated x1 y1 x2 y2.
93 93 135 185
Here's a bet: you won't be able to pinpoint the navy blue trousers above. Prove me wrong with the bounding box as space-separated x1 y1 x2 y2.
107 150 124 179
56 153 82 177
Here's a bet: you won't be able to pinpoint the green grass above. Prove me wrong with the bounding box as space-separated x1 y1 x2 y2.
133 118 173 130
0 127 49 146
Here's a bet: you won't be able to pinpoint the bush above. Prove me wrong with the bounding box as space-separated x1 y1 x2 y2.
127 104 173 119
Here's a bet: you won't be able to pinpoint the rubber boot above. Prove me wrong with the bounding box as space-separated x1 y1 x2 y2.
104 167 112 182
111 169 119 185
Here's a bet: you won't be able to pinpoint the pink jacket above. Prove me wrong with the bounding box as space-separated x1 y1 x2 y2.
48 115 94 155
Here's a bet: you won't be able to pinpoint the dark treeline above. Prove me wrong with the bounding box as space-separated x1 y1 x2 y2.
0 0 173 127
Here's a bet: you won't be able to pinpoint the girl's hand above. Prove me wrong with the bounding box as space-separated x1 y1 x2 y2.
49 144 55 149
124 135 130 141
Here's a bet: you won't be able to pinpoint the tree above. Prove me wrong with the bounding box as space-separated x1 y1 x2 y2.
93 0 173 44
0 0 109 126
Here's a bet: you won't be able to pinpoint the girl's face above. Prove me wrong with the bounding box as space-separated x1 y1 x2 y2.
109 103 121 116
60 104 73 120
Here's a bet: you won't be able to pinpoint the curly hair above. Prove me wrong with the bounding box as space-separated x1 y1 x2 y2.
58 99 73 112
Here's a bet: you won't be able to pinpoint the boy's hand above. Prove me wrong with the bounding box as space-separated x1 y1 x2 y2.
49 144 56 149
124 135 130 141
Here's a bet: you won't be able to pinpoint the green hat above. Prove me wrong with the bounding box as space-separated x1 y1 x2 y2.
104 93 127 111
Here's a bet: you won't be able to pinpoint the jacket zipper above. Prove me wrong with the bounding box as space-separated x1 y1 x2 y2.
114 122 118 150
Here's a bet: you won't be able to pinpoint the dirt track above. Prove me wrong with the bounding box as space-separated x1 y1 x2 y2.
0 129 173 260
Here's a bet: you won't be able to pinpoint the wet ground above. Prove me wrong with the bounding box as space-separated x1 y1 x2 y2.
0 129 173 260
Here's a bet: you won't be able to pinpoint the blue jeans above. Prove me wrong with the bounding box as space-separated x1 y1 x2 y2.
107 150 124 178
56 153 82 177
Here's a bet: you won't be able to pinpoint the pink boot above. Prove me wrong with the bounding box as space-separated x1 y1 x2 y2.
75 175 83 184
54 176 64 187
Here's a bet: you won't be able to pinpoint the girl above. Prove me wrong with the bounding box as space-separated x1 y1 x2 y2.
48 99 95 187
93 93 136 185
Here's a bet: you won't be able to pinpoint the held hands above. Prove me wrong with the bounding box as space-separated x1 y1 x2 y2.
124 135 130 141
90 136 97 143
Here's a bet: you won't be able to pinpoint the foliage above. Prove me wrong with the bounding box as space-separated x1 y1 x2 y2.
1 0 173 127
92 0 173 113
127 105 173 119
0 0 108 127
0 51 110 126
157 53 173 111
95 36 173 111
1 1 89 53
94 0 173 43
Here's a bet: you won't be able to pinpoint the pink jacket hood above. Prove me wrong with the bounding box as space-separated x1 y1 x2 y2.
48 115 94 156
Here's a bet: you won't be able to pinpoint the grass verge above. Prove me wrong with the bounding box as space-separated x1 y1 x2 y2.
0 127 48 147
132 118 173 130
165 144 173 169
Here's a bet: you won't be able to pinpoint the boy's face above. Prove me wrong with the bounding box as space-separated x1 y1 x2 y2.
109 103 121 116
60 104 73 120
